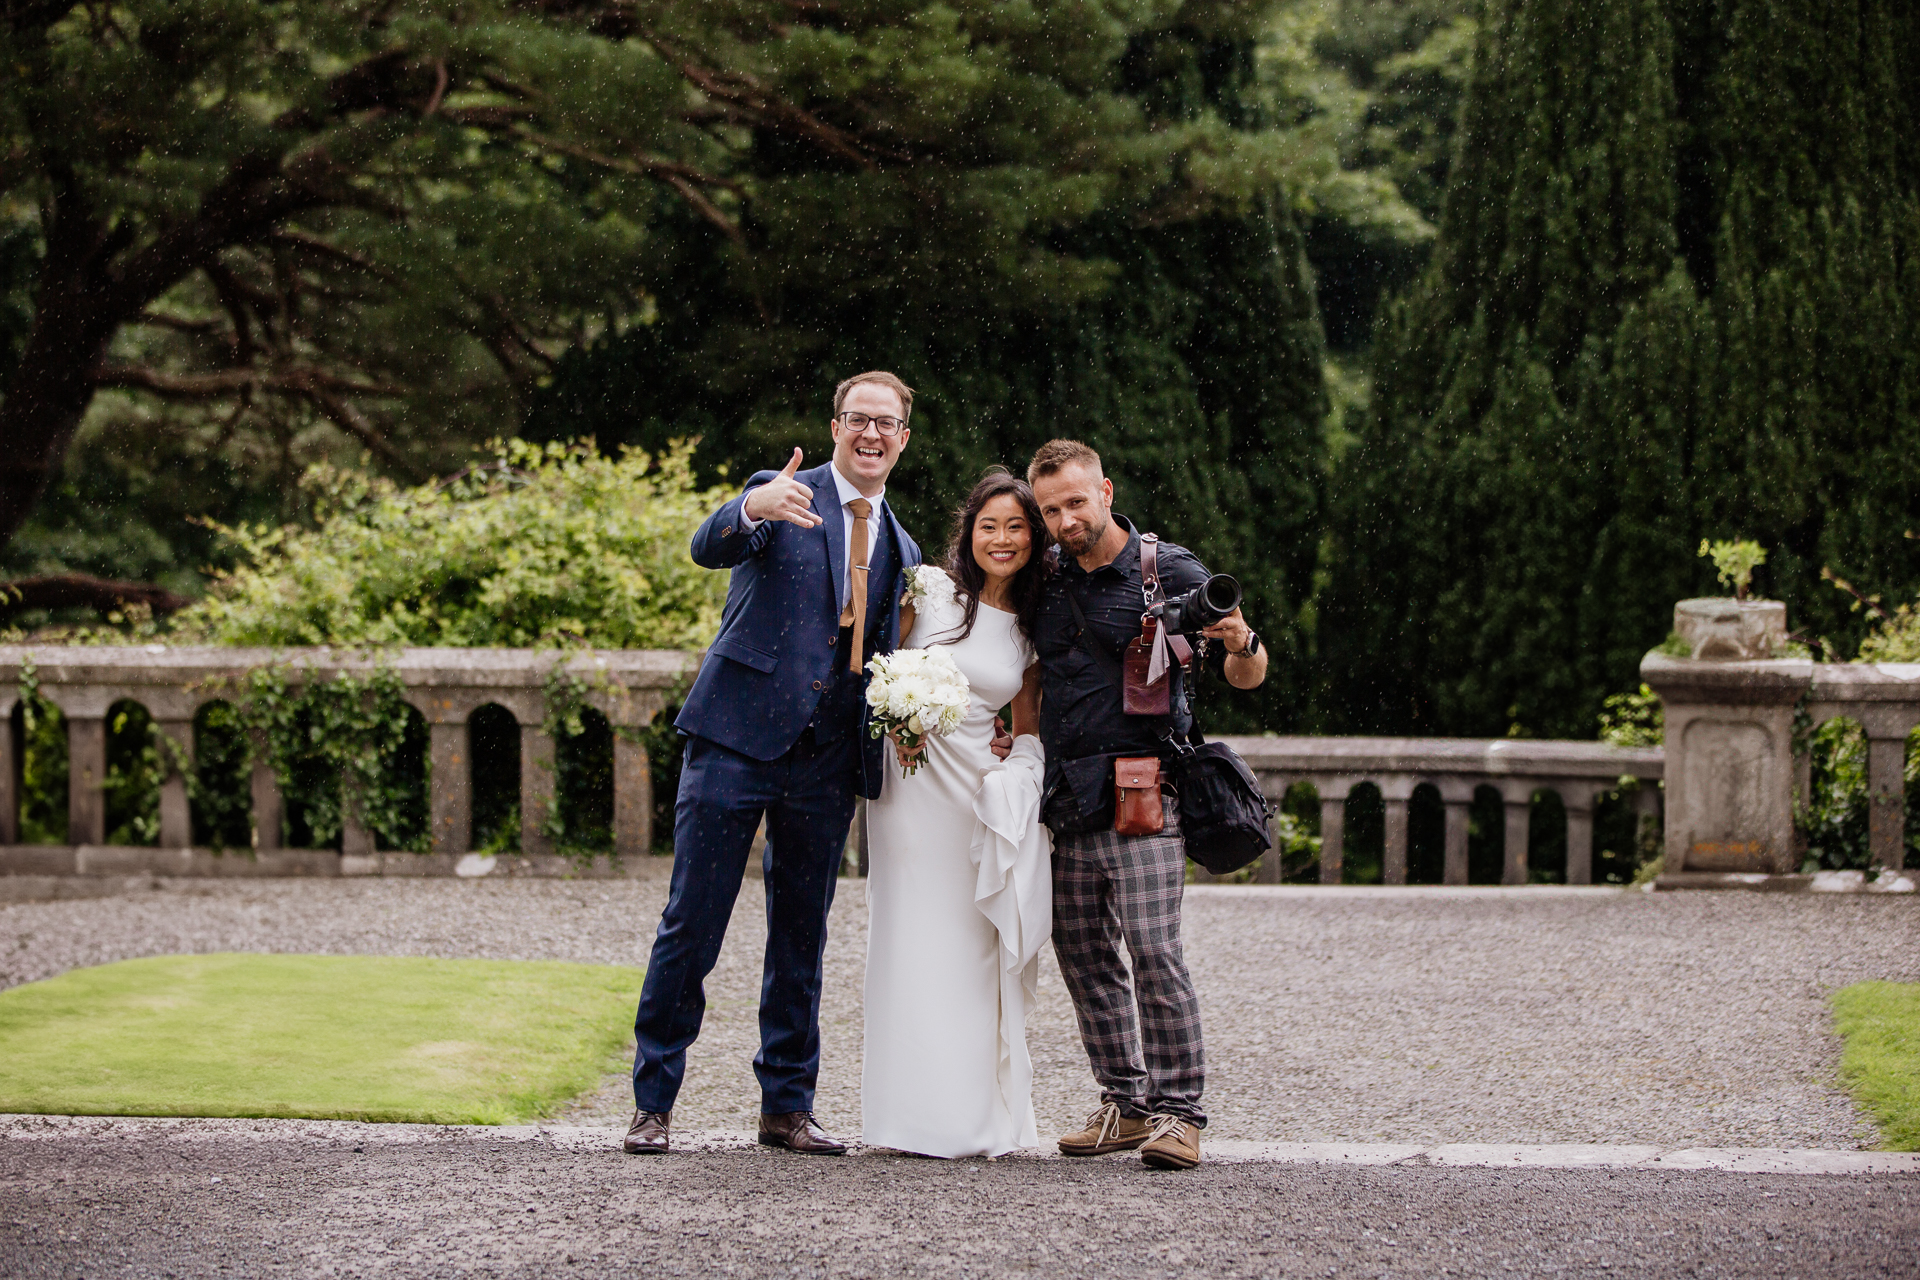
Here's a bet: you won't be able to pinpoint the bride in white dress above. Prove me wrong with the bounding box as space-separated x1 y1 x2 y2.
863 472 1052 1158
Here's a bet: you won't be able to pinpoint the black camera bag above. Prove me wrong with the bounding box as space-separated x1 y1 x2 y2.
1167 736 1273 875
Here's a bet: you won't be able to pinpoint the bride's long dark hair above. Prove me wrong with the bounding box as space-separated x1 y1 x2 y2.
933 469 1052 644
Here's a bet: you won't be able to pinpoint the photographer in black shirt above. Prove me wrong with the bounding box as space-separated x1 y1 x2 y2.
1022 439 1266 1171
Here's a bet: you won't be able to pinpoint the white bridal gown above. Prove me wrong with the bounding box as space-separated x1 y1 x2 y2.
863 572 1051 1158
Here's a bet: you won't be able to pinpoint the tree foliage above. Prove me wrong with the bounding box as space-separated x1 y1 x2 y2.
1320 0 1920 738
0 0 720 549
523 2 1402 729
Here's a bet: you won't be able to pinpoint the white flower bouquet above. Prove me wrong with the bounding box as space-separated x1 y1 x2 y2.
865 646 970 776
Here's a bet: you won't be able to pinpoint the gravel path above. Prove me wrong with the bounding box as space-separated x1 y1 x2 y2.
1 869 1914 1148
4 1120 1918 1280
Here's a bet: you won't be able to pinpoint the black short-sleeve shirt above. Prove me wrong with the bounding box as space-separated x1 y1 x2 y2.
1035 514 1214 767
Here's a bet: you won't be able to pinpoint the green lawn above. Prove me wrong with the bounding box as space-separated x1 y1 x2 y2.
0 953 644 1124
1833 980 1920 1151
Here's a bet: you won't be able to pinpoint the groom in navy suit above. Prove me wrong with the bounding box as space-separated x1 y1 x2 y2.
625 371 922 1155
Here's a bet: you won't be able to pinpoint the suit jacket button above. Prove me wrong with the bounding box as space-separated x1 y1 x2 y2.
812 680 823 690
827 635 837 647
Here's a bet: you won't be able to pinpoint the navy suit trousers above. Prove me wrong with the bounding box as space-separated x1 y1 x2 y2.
631 727 857 1115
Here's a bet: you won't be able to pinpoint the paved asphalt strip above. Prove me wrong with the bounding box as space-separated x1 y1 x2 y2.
2 1117 1916 1279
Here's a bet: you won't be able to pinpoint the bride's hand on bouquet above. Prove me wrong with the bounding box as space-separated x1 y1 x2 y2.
892 729 926 769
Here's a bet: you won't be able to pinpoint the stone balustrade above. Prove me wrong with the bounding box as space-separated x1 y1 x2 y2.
0 645 1675 887
0 646 693 877
1642 651 1919 880
1216 735 1664 885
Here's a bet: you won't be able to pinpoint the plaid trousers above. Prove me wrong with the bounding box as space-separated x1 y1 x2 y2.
1051 792 1205 1126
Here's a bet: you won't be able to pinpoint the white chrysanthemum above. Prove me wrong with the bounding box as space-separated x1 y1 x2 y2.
908 564 957 608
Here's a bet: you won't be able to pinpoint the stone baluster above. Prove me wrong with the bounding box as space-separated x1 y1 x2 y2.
0 699 17 845
1381 777 1415 885
1500 782 1533 886
1562 784 1596 885
248 737 284 853
429 720 471 856
340 789 375 857
612 732 652 860
1318 784 1346 885
155 720 193 848
1253 777 1289 884
1866 733 1909 872
68 715 107 846
1441 784 1474 885
520 723 556 857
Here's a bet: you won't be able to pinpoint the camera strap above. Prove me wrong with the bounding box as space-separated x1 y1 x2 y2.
1138 534 1192 682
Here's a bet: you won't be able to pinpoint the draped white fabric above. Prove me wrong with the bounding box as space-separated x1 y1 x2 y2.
969 734 1053 1129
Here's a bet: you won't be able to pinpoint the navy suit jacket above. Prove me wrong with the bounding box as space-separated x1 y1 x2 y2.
675 463 922 799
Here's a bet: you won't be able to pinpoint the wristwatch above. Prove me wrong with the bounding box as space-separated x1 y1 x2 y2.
1234 631 1260 659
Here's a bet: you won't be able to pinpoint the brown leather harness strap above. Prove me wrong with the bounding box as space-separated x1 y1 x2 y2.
1139 533 1192 667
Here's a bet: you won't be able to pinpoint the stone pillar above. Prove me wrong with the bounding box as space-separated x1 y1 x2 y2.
1563 787 1595 886
1867 735 1908 872
0 705 17 845
612 733 651 860
1381 780 1415 885
68 716 106 846
1502 787 1532 886
430 721 471 856
155 720 193 848
1442 797 1472 886
1641 647 1803 875
250 758 284 851
1318 791 1346 885
520 725 555 857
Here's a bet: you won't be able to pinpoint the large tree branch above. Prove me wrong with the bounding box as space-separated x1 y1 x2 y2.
0 573 191 618
512 126 747 246
92 360 408 402
643 31 898 169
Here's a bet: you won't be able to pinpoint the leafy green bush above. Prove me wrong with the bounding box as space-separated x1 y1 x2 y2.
1598 684 1663 748
174 440 728 651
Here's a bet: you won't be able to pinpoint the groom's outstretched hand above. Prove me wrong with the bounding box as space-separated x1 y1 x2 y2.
743 448 823 528
989 715 1014 760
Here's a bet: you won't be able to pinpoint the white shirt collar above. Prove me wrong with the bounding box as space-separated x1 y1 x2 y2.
829 463 883 512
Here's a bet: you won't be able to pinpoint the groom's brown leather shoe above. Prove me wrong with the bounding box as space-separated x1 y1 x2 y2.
623 1109 670 1154
757 1111 847 1155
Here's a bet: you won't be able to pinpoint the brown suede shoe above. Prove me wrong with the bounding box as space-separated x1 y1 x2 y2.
623 1109 670 1154
757 1112 847 1155
1139 1113 1201 1170
1057 1102 1153 1157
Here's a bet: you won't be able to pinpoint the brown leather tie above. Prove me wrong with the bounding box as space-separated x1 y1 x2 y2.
838 497 872 673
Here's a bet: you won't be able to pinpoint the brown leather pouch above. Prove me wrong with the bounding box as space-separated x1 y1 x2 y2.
1123 619 1170 716
1113 756 1165 835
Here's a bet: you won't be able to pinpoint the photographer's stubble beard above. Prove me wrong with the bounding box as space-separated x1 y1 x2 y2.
1035 462 1127 572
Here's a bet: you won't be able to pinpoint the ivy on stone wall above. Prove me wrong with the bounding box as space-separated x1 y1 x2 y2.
226 661 428 854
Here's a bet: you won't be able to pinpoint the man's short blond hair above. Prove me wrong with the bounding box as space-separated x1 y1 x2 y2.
1026 439 1103 484
834 371 915 420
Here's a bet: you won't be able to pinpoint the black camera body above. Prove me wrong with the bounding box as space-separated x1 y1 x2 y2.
1153 573 1241 635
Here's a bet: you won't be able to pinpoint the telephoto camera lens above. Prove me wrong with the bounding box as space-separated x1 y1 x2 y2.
1158 573 1241 634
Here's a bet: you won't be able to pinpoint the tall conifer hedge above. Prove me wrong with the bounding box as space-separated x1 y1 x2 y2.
1320 0 1920 737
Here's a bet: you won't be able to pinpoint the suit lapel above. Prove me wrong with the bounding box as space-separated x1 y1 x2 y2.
813 464 845 615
